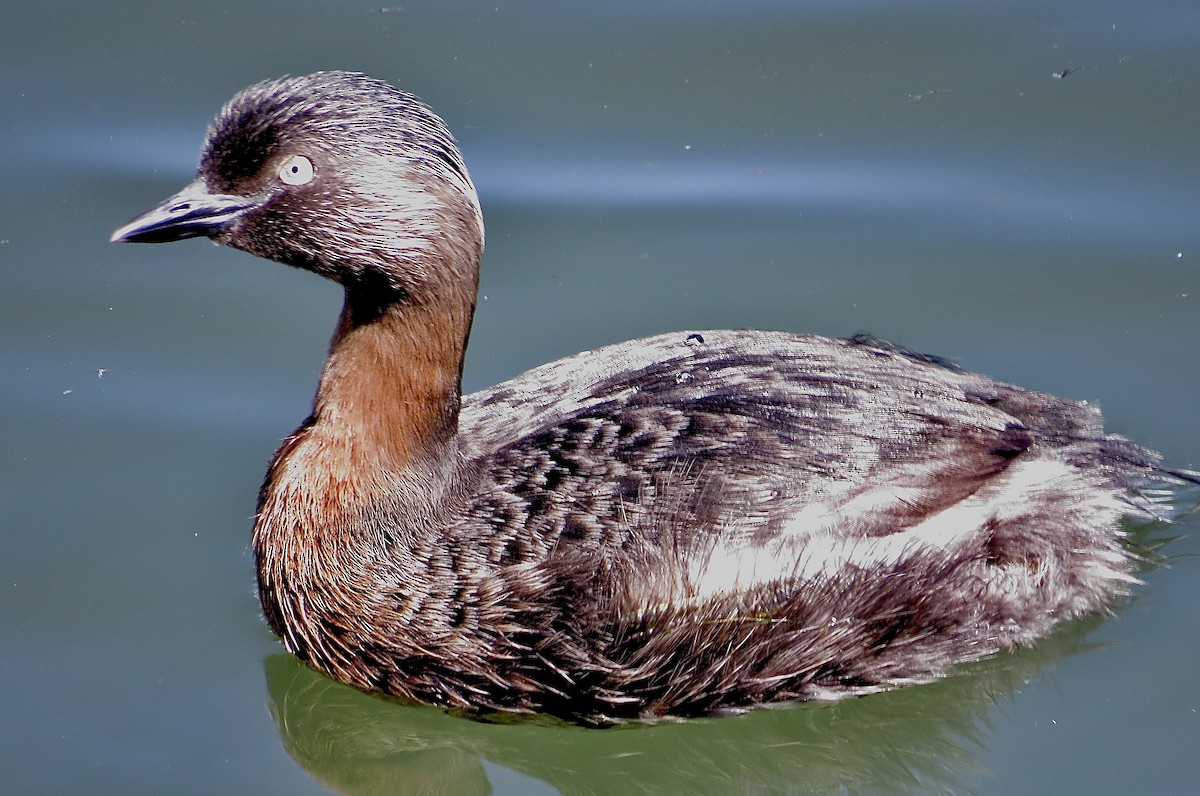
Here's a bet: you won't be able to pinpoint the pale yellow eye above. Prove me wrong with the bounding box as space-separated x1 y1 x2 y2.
278 154 315 186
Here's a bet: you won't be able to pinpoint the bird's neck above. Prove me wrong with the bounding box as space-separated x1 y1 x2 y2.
257 272 478 542
313 285 472 471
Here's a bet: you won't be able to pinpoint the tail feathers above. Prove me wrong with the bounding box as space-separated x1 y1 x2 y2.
1159 464 1200 487
1126 462 1200 522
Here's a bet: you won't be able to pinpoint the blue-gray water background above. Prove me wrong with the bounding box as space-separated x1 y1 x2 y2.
2 2 1198 793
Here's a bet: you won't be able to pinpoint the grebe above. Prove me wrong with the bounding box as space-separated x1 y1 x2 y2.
112 71 1189 723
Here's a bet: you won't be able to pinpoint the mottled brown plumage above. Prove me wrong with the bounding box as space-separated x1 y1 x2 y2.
112 71 1191 724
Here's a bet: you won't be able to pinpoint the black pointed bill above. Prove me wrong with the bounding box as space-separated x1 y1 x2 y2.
110 181 256 244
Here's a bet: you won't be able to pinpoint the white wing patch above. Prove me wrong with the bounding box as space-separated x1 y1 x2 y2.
630 457 1131 614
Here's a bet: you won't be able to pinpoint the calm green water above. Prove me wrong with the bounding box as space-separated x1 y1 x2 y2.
3 1 1198 793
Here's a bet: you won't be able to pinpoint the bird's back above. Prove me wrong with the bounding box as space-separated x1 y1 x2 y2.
444 330 1151 720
